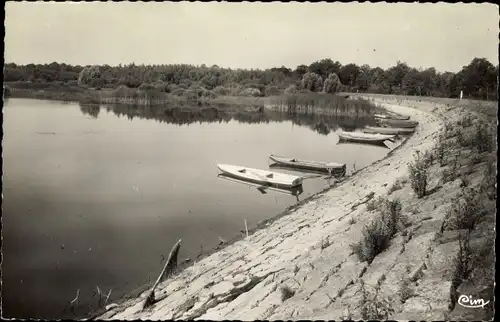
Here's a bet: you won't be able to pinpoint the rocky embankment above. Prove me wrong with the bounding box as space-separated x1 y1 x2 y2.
97 95 495 320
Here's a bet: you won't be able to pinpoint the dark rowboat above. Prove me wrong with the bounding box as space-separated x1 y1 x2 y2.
269 155 347 177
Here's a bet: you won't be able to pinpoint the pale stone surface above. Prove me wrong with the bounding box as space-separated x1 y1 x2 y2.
97 97 469 321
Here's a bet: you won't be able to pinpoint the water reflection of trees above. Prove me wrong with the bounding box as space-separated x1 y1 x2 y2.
79 104 100 118
78 103 373 135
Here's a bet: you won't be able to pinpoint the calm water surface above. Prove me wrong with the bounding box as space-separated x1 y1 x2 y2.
2 98 395 318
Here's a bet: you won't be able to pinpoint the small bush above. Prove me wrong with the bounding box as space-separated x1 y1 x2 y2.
443 122 457 139
422 149 435 165
435 140 448 167
280 285 295 301
398 277 414 303
456 129 470 147
479 156 497 200
450 232 473 308
443 188 482 231
471 122 494 153
385 198 407 230
441 157 459 183
457 115 473 128
366 199 378 212
443 121 452 133
351 219 391 264
359 280 395 320
408 151 428 198
351 198 406 264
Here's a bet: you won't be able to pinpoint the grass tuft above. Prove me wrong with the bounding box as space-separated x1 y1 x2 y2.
280 285 295 302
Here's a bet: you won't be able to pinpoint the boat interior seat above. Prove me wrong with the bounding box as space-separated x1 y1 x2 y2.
266 174 274 178
239 169 246 173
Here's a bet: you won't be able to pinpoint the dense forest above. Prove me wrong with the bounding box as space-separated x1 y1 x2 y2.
3 57 498 101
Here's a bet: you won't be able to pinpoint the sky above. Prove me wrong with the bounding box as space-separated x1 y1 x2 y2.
4 2 498 72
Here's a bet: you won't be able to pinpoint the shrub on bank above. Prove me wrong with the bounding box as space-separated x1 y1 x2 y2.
471 122 494 153
435 137 448 167
443 187 482 231
408 151 429 198
351 198 406 264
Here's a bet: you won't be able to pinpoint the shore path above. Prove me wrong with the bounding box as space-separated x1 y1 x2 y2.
99 97 449 320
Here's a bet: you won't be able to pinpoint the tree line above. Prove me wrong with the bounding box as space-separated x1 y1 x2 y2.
4 57 498 100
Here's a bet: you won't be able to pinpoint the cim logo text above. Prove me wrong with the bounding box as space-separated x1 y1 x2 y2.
457 295 490 308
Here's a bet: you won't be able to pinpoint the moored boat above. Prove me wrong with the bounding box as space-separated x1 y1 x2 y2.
374 113 410 121
376 118 419 128
217 164 303 189
269 155 346 176
337 131 396 144
362 126 415 135
217 173 304 196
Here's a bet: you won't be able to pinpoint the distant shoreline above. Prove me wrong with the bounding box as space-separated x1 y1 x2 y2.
4 83 276 108
3 83 371 117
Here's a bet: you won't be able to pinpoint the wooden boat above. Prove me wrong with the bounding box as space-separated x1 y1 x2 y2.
337 131 396 144
374 113 410 121
269 155 346 176
217 164 303 189
217 173 304 196
336 140 390 149
376 118 419 128
362 126 415 135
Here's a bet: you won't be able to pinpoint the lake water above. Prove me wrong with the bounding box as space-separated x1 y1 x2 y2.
2 98 395 318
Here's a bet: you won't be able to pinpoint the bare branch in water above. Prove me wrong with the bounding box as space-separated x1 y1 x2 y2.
142 239 182 310
70 289 80 306
105 288 113 304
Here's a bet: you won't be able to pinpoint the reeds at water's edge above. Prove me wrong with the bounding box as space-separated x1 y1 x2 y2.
270 93 380 118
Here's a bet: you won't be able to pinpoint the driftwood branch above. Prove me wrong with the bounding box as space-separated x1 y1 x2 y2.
70 289 80 306
105 288 112 304
142 239 182 310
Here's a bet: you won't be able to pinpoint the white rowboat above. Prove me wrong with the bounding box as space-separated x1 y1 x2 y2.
362 126 415 135
374 113 410 121
337 131 396 144
376 118 419 128
217 173 304 196
217 164 303 189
